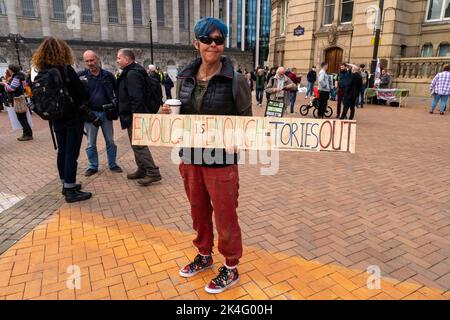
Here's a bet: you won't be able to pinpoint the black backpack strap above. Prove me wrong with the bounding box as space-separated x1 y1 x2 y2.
49 120 58 150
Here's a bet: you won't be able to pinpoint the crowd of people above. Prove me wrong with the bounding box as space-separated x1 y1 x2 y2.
1 13 450 296
0 17 252 295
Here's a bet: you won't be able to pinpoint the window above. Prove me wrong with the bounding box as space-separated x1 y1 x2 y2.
341 0 353 23
22 0 36 17
421 43 434 57
438 42 450 56
53 0 66 20
156 0 165 27
133 0 142 25
323 0 335 25
108 0 118 23
0 0 5 15
179 0 186 29
81 0 93 22
426 0 450 21
279 0 288 35
400 45 407 58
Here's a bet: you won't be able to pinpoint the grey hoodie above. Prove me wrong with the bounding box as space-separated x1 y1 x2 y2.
318 69 330 92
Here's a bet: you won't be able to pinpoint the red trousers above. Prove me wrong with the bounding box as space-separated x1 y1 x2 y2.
179 163 242 267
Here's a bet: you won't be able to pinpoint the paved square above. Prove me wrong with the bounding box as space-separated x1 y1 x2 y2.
0 97 449 300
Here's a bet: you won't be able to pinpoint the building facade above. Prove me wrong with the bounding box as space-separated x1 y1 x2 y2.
269 0 450 96
0 0 271 75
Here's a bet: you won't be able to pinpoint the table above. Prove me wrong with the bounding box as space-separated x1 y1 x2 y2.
365 88 410 108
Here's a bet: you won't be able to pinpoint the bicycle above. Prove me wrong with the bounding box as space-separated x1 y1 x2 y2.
299 96 333 118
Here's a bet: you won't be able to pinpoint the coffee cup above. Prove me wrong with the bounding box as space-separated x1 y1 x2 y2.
165 99 182 115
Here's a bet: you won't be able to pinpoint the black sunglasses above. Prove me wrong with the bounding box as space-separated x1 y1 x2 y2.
198 35 225 46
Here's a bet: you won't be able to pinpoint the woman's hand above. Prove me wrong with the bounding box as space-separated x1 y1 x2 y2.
161 104 171 114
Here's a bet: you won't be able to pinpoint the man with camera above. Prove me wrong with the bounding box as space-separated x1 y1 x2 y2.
116 48 162 186
78 50 123 177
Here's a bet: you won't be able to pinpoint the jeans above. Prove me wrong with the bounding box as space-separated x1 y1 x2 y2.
256 89 264 105
127 127 161 177
290 91 297 113
430 94 449 113
355 88 366 108
53 117 84 188
318 91 330 118
16 111 33 137
85 111 118 170
306 82 314 97
179 162 242 267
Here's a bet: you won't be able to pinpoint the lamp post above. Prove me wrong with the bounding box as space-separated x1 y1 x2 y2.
370 0 384 75
148 18 154 65
7 33 24 67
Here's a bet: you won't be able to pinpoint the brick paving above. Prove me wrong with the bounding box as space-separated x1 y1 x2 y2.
0 96 449 300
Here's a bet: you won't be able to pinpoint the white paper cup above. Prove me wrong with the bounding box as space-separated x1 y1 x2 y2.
166 99 181 115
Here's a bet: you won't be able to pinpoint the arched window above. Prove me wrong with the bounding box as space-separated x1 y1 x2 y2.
438 42 450 57
421 43 434 57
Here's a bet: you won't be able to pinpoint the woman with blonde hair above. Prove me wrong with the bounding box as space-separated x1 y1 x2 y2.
32 37 92 203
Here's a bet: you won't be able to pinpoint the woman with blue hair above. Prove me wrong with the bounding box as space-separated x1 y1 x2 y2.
162 17 252 294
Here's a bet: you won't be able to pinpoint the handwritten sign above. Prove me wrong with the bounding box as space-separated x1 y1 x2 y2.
132 114 356 153
132 114 357 153
265 100 285 118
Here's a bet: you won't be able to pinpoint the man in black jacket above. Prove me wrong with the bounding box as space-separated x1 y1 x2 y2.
340 64 363 120
306 66 317 99
116 48 162 186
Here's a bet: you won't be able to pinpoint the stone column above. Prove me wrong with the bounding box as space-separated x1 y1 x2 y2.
149 0 158 43
39 0 51 37
226 0 230 47
213 0 219 18
5 0 18 34
232 0 237 48
193 0 200 22
99 0 109 40
255 0 261 67
172 0 180 43
241 0 246 51
125 0 135 42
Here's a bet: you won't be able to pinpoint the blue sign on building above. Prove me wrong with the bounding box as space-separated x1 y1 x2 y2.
294 26 305 36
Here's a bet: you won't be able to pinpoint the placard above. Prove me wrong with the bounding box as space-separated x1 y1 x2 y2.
132 114 357 153
265 100 285 118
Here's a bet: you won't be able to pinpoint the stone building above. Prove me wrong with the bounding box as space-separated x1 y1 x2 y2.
268 0 450 96
0 0 269 75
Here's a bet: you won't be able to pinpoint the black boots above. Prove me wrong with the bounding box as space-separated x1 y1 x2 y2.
62 183 82 195
64 187 92 203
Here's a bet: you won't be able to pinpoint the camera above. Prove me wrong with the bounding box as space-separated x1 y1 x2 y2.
81 103 102 127
102 102 119 121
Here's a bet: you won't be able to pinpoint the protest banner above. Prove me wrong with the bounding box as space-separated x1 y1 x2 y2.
132 114 357 153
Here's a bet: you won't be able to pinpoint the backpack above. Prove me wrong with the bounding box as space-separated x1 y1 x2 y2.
143 71 163 114
32 67 75 121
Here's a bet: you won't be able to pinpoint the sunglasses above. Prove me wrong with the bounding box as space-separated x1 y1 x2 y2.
197 35 225 46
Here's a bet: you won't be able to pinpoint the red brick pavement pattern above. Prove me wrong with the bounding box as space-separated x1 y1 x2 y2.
0 96 449 300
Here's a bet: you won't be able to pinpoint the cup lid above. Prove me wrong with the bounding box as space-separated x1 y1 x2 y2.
166 99 182 106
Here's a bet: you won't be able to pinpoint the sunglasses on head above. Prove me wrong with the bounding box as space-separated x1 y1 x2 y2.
197 35 225 45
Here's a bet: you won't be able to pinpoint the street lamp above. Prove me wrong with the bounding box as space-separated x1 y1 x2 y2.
370 0 384 76
148 19 154 65
7 33 24 67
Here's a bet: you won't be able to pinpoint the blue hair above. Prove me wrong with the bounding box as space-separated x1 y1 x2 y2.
194 17 228 39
